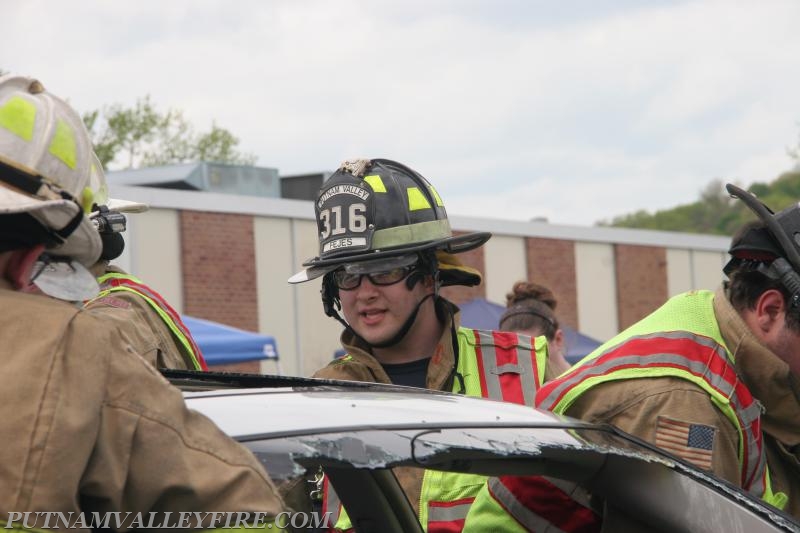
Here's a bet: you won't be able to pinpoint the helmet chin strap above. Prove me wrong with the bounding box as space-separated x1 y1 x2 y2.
368 292 434 349
324 260 466 393
323 270 437 350
367 266 435 349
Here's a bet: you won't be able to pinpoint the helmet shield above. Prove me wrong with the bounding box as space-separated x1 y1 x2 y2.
341 253 419 275
290 158 490 283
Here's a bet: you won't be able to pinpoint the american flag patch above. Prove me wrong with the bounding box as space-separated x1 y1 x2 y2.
655 416 715 470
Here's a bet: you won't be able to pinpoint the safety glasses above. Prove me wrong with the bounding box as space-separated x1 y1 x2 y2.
333 265 416 291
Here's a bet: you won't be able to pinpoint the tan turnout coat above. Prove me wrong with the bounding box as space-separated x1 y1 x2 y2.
563 287 800 518
0 285 283 530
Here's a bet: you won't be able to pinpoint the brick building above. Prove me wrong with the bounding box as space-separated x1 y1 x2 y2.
107 167 729 377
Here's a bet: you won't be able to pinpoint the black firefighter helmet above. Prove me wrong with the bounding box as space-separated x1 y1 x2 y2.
725 183 800 309
288 158 490 286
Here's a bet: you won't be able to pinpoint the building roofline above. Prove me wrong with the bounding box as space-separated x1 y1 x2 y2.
110 184 730 252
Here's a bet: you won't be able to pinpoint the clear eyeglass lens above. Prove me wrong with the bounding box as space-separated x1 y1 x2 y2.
334 271 362 290
334 266 414 290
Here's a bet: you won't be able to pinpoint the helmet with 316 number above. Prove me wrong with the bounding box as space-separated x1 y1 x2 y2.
289 158 490 284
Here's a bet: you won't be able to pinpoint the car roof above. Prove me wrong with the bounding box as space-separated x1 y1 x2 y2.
183 386 595 439
168 371 800 533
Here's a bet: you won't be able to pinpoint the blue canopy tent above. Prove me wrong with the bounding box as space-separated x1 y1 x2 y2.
182 316 280 373
458 297 603 365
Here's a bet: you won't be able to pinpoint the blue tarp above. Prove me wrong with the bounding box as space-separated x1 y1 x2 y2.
182 315 278 366
458 298 603 365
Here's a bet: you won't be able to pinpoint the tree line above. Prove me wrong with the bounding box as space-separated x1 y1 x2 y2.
82 96 256 170
600 161 800 235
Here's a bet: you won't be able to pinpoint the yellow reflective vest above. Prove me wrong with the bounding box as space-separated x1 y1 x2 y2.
536 290 786 510
326 327 550 532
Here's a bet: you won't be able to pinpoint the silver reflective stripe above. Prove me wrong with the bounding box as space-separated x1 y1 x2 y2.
544 476 594 510
487 477 569 533
539 331 765 495
539 331 727 410
427 500 473 524
476 331 538 405
324 481 342 526
372 219 452 248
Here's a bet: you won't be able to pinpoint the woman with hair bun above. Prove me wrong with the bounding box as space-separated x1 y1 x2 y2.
499 281 571 375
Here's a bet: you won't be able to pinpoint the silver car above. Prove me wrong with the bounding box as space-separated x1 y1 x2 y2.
167 370 800 533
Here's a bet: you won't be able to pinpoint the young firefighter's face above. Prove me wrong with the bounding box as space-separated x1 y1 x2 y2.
338 267 432 346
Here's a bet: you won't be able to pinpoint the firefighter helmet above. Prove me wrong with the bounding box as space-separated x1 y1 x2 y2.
289 158 490 284
0 74 101 266
725 183 800 309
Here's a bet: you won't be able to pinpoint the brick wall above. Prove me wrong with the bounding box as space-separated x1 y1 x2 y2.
615 244 668 330
180 210 258 332
524 237 578 329
439 231 487 305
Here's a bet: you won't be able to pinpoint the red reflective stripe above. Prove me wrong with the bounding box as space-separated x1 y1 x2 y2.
427 519 465 533
473 330 490 398
535 334 761 488
104 277 208 370
493 331 526 405
427 497 473 533
498 476 601 533
321 476 342 532
538 335 745 411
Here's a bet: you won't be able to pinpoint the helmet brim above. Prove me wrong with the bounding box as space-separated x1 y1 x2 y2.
0 182 102 266
288 231 491 284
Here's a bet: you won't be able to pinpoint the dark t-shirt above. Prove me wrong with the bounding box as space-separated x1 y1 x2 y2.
382 357 431 388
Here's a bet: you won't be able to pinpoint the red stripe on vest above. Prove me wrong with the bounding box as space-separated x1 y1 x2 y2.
321 476 344 532
427 497 473 533
105 277 208 370
497 476 601 533
428 520 464 533
473 330 491 398
492 331 526 405
535 334 760 487
537 335 746 410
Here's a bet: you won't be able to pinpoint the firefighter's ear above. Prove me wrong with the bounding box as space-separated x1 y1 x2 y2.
753 289 786 333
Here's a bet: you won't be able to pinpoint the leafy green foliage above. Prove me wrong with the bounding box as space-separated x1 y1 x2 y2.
599 171 800 235
82 96 256 169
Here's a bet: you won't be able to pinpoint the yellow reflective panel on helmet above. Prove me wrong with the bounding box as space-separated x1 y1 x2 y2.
81 186 94 213
0 95 36 141
48 119 78 169
407 186 432 211
88 154 109 206
429 185 444 207
364 174 386 192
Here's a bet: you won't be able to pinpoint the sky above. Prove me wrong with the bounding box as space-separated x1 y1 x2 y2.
3 0 800 226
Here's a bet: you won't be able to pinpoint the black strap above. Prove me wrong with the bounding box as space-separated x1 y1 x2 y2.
52 209 84 242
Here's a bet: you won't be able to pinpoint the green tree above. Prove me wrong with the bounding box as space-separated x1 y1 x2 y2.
194 123 256 166
598 173 800 235
82 96 256 169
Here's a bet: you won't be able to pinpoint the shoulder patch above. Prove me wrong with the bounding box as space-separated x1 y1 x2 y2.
655 415 716 470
